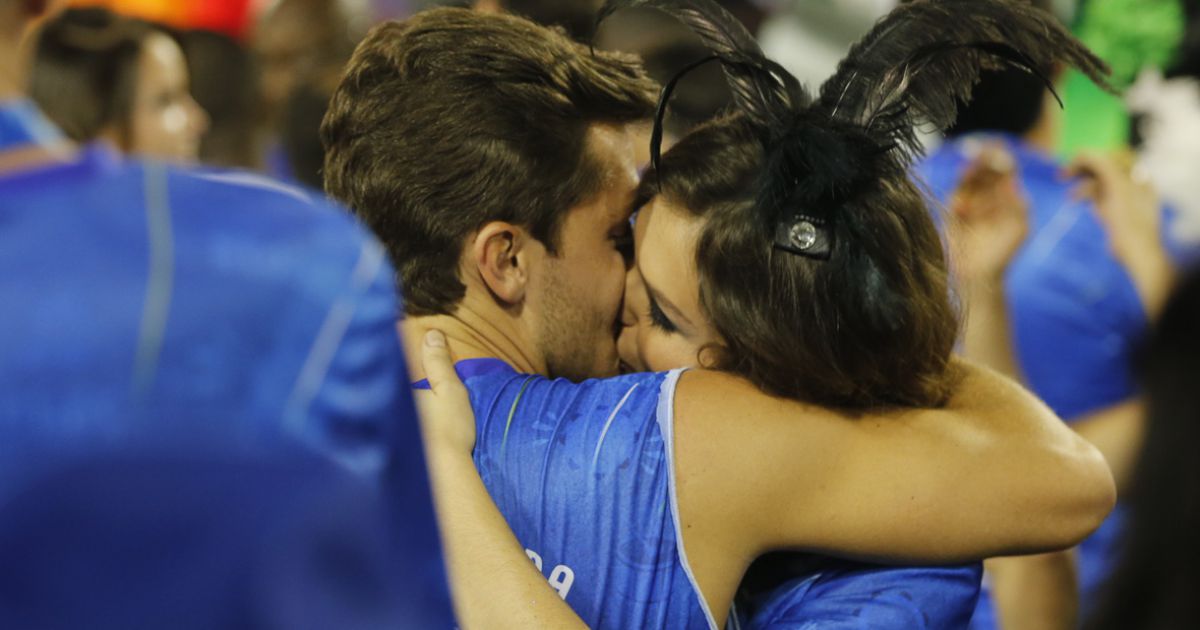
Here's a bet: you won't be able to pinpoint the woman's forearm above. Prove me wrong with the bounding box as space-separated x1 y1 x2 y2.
947 360 1116 553
425 448 588 629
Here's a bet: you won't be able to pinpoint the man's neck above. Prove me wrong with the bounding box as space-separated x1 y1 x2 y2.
401 298 547 380
0 44 23 103
0 11 32 103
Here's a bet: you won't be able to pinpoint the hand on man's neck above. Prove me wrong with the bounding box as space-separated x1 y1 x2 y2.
401 291 547 381
0 3 43 103
0 37 25 102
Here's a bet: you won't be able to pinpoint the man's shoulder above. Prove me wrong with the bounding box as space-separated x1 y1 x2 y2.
461 367 680 445
464 367 676 410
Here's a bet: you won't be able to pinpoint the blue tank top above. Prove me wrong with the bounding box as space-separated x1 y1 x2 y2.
453 359 711 628
732 557 981 629
449 358 982 629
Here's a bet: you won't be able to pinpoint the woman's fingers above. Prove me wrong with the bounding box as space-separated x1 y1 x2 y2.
422 329 466 396
416 329 477 454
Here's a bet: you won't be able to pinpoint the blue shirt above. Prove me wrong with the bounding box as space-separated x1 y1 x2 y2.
0 100 451 626
446 358 981 629
917 133 1157 628
734 558 981 629
0 452 447 630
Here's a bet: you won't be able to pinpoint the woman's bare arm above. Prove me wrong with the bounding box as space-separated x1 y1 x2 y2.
414 331 587 630
673 359 1116 565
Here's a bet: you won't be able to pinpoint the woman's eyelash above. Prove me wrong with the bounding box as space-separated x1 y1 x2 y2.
648 297 677 333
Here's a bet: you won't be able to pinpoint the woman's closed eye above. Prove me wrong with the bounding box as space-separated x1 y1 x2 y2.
647 295 678 333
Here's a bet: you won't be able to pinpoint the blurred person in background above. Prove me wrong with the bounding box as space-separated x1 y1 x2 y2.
0 0 450 624
473 0 600 41
947 143 1189 630
281 65 342 190
177 28 261 169
1084 268 1199 630
29 7 209 162
0 452 426 630
593 8 732 142
758 0 895 90
252 0 359 180
916 2 1181 626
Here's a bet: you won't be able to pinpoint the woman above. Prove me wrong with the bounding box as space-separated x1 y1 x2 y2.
30 8 209 162
412 1 1116 628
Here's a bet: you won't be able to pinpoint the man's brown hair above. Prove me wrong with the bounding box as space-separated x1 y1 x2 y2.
322 8 657 316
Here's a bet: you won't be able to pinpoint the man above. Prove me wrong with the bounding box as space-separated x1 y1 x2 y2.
323 8 1115 628
0 0 449 624
917 26 1179 630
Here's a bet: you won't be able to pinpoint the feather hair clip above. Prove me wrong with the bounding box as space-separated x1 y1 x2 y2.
598 0 1114 261
817 0 1114 168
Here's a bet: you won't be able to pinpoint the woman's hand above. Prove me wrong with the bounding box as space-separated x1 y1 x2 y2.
414 330 476 456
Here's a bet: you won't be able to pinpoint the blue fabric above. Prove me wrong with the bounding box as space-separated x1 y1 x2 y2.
454 359 711 629
0 99 63 150
735 558 982 629
0 151 403 477
916 134 1153 628
0 101 451 626
0 452 447 630
452 359 982 629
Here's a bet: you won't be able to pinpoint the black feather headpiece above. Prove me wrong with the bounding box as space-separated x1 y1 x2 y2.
597 0 1113 261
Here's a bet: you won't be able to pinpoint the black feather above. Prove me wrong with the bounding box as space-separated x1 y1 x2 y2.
596 0 807 129
816 0 1113 166
650 54 721 178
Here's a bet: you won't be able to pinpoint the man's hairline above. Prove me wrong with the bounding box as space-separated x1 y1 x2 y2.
429 118 647 316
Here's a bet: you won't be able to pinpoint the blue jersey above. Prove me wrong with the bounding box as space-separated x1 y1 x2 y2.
733 557 981 629
0 100 451 625
448 358 981 629
916 133 1165 628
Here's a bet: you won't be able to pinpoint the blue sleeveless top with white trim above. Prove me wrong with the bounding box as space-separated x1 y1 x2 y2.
455 359 712 628
453 358 982 629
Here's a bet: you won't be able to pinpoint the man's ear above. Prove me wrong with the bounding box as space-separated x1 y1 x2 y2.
469 222 533 306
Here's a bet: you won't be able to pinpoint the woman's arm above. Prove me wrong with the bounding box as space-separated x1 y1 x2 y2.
415 331 587 630
674 358 1116 566
674 152 1113 566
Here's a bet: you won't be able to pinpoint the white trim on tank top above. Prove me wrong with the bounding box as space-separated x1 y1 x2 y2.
656 367 720 630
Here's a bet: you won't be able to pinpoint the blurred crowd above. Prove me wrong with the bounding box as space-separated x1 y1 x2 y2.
2 0 1199 628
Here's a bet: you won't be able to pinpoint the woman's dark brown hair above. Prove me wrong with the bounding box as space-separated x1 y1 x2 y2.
608 0 1112 409
29 7 157 148
646 114 959 409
